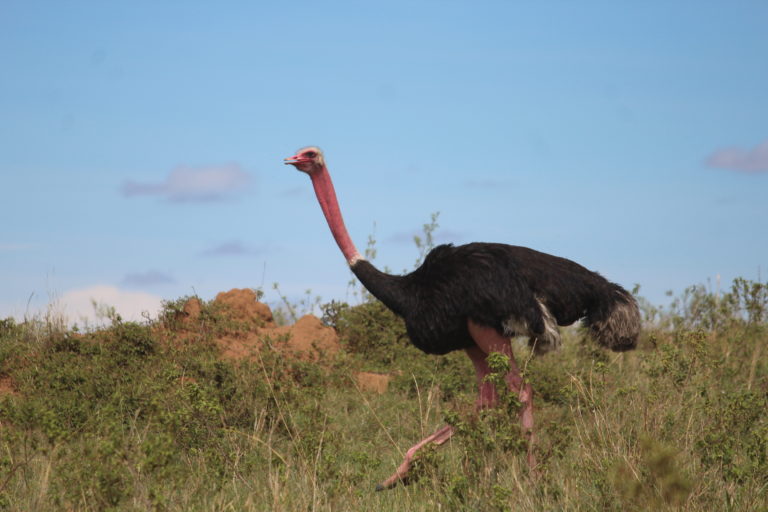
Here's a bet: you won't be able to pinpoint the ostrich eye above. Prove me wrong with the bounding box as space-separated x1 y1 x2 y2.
304 151 317 158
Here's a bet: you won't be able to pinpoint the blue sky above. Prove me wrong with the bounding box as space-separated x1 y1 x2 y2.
1 1 766 324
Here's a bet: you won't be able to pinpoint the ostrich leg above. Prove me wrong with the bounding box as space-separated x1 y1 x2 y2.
467 319 536 468
375 424 455 491
375 320 536 491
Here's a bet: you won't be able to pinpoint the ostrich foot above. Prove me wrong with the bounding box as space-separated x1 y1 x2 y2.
375 424 455 491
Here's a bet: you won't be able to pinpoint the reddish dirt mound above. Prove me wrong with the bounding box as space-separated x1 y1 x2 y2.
218 314 339 362
172 290 393 391
214 289 275 328
268 315 340 357
179 296 202 324
175 289 340 362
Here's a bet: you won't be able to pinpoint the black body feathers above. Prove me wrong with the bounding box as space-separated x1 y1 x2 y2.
351 243 640 355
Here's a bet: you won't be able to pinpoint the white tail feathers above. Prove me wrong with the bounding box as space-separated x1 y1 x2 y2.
587 288 641 352
503 298 562 355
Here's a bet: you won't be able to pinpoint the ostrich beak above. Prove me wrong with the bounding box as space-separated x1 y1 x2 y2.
284 154 312 166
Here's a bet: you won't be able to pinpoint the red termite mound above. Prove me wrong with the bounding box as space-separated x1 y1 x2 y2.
176 288 340 362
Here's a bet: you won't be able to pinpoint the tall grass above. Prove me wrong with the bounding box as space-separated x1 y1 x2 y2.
1 273 766 510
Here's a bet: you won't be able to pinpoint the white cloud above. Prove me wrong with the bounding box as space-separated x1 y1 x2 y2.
57 285 164 326
705 140 768 173
122 163 251 202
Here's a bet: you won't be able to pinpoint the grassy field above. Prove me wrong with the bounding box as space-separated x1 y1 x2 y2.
0 277 766 511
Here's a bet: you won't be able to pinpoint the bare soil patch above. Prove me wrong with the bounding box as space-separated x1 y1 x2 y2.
0 375 18 397
355 372 392 394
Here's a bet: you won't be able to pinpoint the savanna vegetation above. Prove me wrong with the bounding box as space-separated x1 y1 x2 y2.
1 223 766 511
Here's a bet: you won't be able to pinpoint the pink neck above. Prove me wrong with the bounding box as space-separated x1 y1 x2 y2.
310 166 362 265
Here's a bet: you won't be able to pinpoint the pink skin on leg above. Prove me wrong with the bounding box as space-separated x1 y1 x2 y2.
467 319 536 468
376 319 537 491
466 345 500 409
375 424 455 491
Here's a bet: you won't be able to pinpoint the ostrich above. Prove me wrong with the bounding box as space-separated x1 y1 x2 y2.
284 146 640 490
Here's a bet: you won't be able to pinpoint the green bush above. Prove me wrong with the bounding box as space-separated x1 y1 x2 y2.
0 274 766 511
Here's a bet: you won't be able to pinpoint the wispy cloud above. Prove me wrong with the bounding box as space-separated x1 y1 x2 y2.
200 240 266 257
121 270 176 287
705 140 768 173
122 163 251 202
58 285 163 325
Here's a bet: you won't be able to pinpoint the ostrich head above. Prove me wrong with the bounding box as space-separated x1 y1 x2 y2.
284 146 325 174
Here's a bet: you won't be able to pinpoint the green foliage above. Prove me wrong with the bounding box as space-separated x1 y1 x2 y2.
662 276 768 331
412 211 440 268
611 437 692 507
322 299 408 368
1 215 767 511
696 388 768 483
731 277 768 324
272 284 321 326
0 291 765 511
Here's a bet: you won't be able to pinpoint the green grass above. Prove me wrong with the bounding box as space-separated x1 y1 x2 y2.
0 279 767 511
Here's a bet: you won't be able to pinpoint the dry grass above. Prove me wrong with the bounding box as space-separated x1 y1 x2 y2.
0 281 767 511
